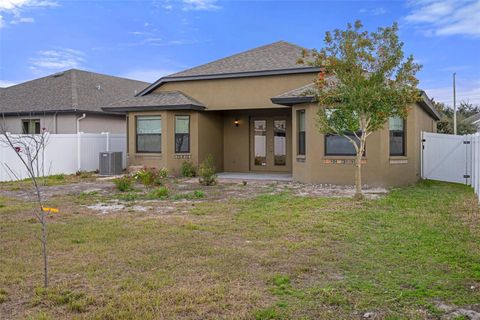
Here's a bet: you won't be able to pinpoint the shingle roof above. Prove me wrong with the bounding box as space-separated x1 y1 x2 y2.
272 83 441 121
138 41 320 96
169 41 313 77
102 91 205 112
464 112 480 125
0 69 149 114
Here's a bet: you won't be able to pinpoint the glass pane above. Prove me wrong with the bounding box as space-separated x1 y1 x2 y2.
298 132 306 155
137 134 161 153
137 116 161 134
298 110 305 131
325 134 358 155
175 116 190 134
274 120 286 166
390 131 404 155
175 133 190 153
254 120 267 166
389 116 404 131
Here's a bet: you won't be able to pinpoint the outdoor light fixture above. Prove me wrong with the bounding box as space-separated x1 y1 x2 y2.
234 119 239 127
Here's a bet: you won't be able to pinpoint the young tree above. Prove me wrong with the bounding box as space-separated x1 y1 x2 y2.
299 21 421 199
0 119 51 287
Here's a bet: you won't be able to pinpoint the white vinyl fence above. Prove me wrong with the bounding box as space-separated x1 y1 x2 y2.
0 132 126 182
422 131 480 201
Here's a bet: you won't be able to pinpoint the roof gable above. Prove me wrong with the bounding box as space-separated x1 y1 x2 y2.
138 41 319 96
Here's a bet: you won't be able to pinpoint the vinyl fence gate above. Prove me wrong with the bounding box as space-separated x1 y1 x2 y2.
421 131 480 202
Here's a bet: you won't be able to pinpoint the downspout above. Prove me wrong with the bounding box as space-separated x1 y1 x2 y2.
76 113 86 171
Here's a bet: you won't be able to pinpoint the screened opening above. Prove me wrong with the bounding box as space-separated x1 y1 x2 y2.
274 120 286 166
136 116 161 153
389 116 405 156
254 120 267 166
175 115 190 153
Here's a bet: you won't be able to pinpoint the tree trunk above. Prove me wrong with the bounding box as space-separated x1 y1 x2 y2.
354 150 364 200
41 213 48 288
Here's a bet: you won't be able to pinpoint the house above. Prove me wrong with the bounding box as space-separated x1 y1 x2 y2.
464 113 480 132
0 69 148 134
103 41 440 186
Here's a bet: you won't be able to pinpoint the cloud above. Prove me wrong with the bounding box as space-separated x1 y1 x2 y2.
0 0 57 27
10 16 34 24
29 48 85 73
359 7 387 15
405 0 480 37
425 79 480 106
182 0 220 11
120 68 179 82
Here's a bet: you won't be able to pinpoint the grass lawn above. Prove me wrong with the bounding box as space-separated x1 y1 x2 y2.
0 179 479 319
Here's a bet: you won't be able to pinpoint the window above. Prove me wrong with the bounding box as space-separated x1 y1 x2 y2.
297 110 306 155
254 120 267 166
325 133 361 156
175 115 190 153
389 116 405 156
22 119 40 134
136 116 161 153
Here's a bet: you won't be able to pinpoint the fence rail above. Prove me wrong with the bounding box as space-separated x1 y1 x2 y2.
422 131 480 202
0 132 126 182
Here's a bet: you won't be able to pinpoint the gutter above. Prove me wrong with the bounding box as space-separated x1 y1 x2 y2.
76 113 86 171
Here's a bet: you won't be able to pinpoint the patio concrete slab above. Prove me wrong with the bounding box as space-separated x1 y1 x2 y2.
217 172 293 181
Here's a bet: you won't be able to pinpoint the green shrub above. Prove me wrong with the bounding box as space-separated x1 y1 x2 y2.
181 161 197 177
118 192 138 202
113 176 134 192
193 190 205 198
198 155 217 186
148 187 169 199
135 168 168 187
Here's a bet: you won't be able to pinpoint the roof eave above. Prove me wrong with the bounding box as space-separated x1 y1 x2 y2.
271 96 316 106
138 67 321 97
419 91 441 121
102 104 206 112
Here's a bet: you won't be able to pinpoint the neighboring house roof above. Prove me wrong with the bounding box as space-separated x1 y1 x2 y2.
138 41 320 96
464 112 480 125
272 83 441 121
102 91 205 112
0 69 149 115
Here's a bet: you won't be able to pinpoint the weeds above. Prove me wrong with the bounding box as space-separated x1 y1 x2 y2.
181 161 197 177
113 176 134 192
198 154 217 186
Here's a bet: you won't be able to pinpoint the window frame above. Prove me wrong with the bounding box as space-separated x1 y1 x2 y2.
324 133 365 157
389 117 406 156
135 115 162 154
174 115 190 154
297 110 306 156
21 119 41 134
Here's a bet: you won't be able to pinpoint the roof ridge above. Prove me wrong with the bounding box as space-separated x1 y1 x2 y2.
166 41 306 78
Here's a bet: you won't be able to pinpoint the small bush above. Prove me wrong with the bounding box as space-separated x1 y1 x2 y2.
49 174 65 181
181 161 197 177
198 154 217 186
148 186 169 199
113 176 134 192
135 168 168 187
118 192 138 202
0 288 7 303
193 190 205 198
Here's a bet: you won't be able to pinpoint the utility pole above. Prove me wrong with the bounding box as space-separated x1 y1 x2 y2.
453 72 457 135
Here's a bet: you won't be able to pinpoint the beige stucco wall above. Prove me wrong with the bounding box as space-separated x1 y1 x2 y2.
291 102 437 187
1 113 125 134
154 73 316 110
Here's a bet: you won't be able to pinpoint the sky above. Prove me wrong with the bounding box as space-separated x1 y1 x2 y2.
0 0 479 107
